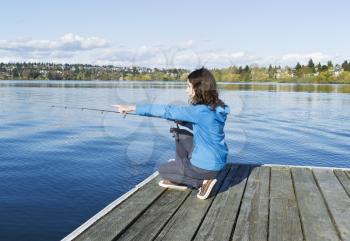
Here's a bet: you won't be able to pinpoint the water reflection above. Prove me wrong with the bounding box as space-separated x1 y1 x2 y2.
1 80 350 93
221 82 350 93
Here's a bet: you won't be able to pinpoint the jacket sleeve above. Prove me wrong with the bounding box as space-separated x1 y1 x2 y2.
135 104 200 123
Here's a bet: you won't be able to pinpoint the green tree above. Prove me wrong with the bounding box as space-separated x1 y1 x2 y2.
342 60 350 71
268 64 276 79
327 60 333 68
240 65 252 81
316 71 334 83
338 71 350 83
12 68 19 78
307 59 316 73
294 62 303 77
320 65 328 72
316 62 322 72
251 67 269 81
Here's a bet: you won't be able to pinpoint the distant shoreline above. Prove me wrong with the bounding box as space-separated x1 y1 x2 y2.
1 61 350 84
2 79 350 85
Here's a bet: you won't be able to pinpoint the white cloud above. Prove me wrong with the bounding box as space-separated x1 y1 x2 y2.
0 34 347 68
0 33 109 52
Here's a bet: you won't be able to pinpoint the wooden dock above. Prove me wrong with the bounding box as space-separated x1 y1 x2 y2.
62 164 350 241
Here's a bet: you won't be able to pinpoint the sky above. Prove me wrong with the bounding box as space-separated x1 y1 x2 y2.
0 0 349 68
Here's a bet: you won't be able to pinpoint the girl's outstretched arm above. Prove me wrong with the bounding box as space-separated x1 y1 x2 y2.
112 104 202 123
135 104 200 123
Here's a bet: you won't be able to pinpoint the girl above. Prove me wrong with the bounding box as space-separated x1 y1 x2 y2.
114 68 230 200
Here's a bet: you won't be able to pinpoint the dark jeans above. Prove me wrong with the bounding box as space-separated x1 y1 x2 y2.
158 126 220 189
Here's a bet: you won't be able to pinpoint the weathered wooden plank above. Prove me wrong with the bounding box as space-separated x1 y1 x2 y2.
313 168 350 241
270 167 294 199
153 164 232 241
346 171 350 179
193 165 250 241
292 168 340 241
115 189 191 241
231 166 270 241
269 167 303 241
74 175 165 241
334 170 350 197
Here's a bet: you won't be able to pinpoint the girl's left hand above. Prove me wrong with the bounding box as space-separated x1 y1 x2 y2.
112 104 136 114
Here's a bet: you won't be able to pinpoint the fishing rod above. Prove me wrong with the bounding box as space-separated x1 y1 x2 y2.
50 104 188 140
49 104 170 120
50 105 137 118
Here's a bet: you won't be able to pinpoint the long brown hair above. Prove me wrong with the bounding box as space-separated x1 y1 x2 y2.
188 67 225 110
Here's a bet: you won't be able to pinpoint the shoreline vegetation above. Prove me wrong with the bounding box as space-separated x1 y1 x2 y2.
1 59 350 84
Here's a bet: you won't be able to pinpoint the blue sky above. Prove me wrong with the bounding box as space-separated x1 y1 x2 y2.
1 0 349 68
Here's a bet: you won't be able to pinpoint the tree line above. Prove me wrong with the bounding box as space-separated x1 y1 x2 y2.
1 60 350 83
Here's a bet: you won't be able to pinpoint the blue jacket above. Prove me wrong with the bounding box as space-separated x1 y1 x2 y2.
135 103 230 171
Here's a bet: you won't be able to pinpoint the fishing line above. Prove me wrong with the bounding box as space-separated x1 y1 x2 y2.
50 104 187 137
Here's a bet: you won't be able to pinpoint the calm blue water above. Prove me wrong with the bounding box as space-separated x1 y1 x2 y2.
1 80 350 241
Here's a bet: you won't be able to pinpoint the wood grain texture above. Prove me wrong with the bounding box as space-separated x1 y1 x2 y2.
231 166 270 241
66 165 350 241
193 165 250 241
269 167 303 241
153 164 232 241
74 175 165 241
115 189 191 241
313 168 350 241
334 170 350 197
292 168 340 241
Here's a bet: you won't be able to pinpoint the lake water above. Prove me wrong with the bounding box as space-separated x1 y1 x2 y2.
1 80 350 241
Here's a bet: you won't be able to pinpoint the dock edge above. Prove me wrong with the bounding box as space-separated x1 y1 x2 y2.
61 171 159 241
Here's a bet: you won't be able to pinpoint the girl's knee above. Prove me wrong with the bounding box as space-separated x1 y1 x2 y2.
158 162 170 175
